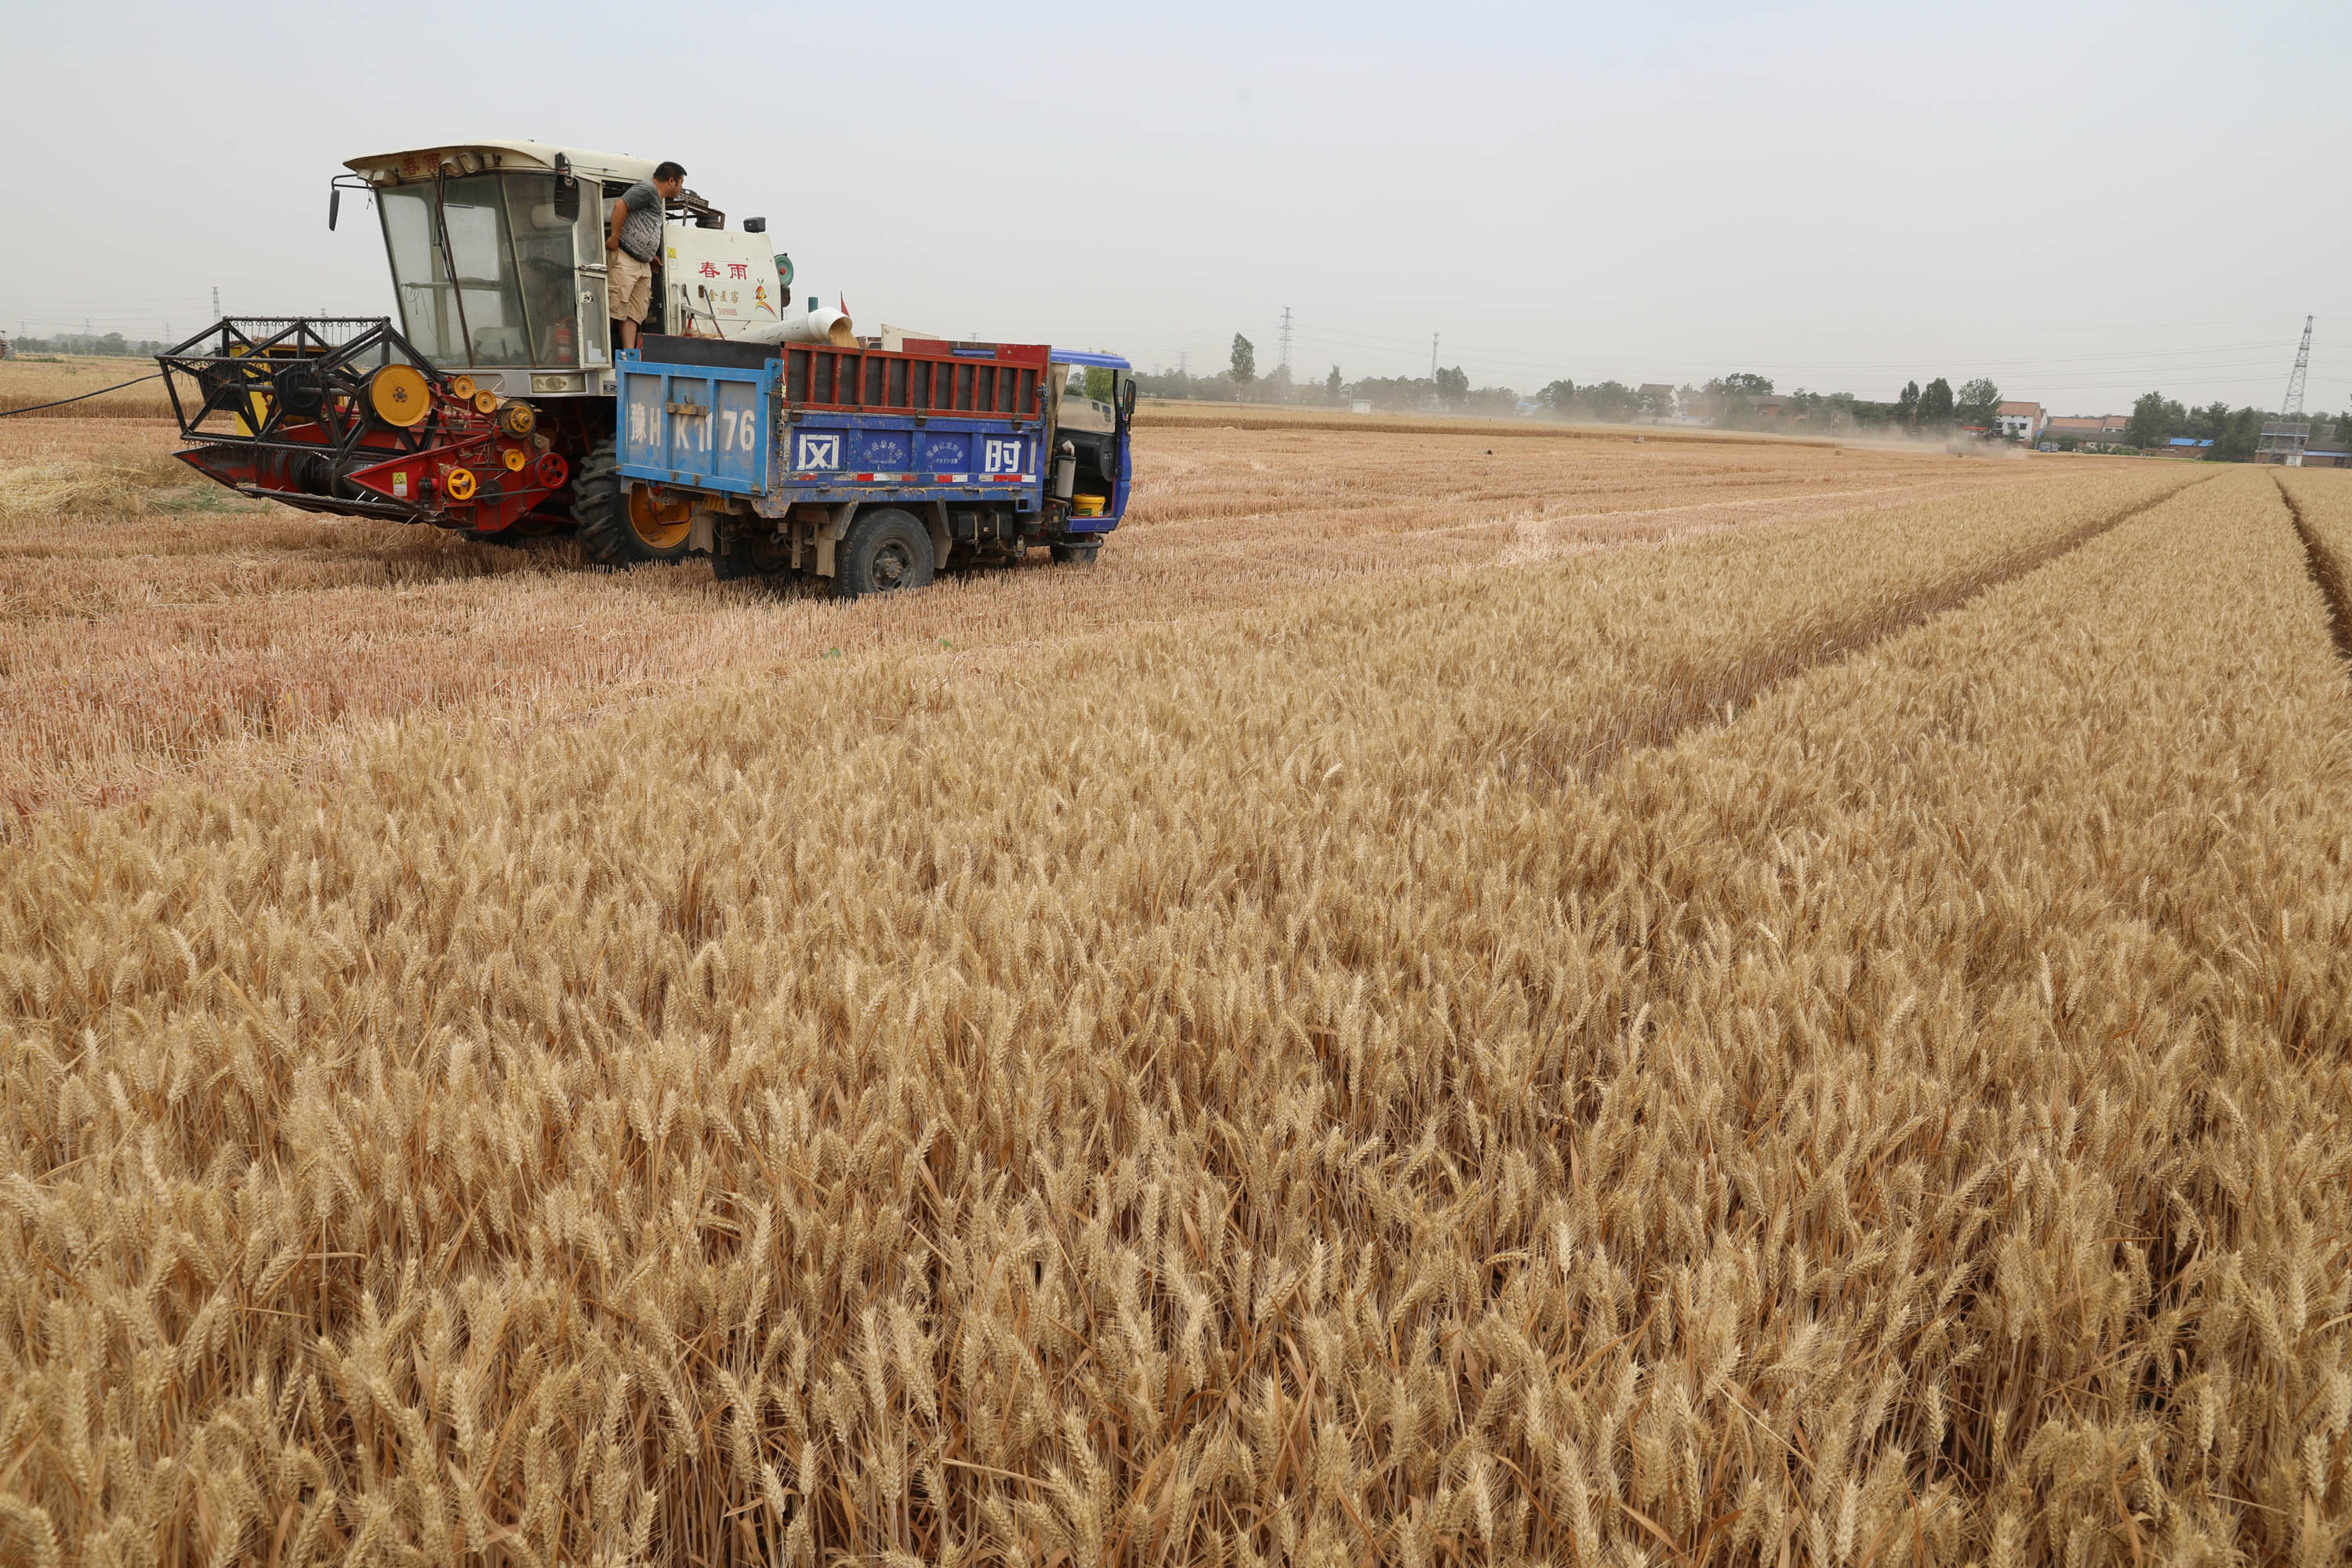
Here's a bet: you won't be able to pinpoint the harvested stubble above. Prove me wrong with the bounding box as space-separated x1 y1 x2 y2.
8 460 2345 1566
0 357 178 421
2276 470 2352 662
1 419 2037 818
0 452 270 521
1135 401 1829 446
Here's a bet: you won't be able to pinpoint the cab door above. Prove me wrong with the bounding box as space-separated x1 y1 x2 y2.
572 184 614 368
1111 372 1135 521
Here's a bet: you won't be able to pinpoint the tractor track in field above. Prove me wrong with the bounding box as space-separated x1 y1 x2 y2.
1561 474 2216 786
2274 474 2352 668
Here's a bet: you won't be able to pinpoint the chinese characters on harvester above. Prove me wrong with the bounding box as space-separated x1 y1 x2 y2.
691 260 753 307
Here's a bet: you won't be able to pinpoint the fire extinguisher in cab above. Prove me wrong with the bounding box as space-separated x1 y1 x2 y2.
551 318 575 365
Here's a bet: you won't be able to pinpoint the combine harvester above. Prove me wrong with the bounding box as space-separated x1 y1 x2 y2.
155 140 1132 594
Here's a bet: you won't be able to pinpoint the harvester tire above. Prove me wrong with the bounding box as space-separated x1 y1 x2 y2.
572 438 692 567
833 508 935 599
712 526 792 583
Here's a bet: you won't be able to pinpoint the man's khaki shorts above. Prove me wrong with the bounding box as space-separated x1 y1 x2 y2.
608 248 654 325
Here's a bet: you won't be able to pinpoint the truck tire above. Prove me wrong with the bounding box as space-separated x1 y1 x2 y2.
712 525 792 583
572 438 694 567
1050 541 1100 566
833 508 935 599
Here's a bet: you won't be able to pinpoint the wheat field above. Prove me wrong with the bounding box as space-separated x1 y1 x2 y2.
1 419 2347 1566
0 416 2041 818
0 356 180 421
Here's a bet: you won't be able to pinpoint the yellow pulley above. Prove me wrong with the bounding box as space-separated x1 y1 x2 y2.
445 468 477 501
367 364 431 428
502 448 527 472
473 390 499 416
448 374 477 401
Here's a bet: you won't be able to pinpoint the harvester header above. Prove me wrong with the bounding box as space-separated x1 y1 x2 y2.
160 318 568 532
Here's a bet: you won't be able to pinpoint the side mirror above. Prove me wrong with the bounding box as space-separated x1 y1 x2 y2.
1118 378 1137 419
328 187 339 230
553 154 579 221
742 216 767 234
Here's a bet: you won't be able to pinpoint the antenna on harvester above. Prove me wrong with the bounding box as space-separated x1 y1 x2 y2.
2259 315 2316 466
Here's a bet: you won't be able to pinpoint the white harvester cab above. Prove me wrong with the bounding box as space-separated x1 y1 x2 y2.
335 140 787 399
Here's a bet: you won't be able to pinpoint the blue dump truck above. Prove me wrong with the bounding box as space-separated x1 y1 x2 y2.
614 332 1134 596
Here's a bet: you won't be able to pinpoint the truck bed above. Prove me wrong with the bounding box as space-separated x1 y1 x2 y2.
615 335 1058 519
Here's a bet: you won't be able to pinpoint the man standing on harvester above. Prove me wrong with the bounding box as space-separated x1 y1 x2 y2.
606 161 684 351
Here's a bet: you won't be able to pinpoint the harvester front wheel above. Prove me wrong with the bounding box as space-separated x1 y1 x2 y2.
833 508 935 599
572 439 693 566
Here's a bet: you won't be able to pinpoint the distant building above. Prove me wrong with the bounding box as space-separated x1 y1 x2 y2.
1349 400 1374 415
2163 437 2215 457
2045 414 2129 445
2257 421 2314 465
1994 401 2045 441
1636 383 1682 419
2303 426 2347 467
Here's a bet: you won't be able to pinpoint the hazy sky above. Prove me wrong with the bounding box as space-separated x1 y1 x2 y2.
9 1 2349 413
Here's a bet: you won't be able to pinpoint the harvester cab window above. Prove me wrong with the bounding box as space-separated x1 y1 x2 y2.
380 186 464 365
503 173 585 368
378 174 587 369
435 177 530 365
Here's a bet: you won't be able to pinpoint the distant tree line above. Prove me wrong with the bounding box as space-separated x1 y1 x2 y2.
1135 333 2324 459
2 332 175 358
1134 356 1523 416
2110 393 2328 460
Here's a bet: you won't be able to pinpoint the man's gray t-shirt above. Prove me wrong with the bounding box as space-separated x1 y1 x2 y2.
616 182 663 263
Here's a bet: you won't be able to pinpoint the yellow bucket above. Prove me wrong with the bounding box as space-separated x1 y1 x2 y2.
1071 494 1107 517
